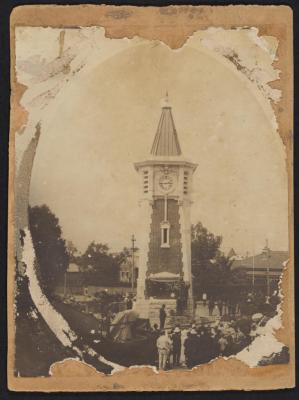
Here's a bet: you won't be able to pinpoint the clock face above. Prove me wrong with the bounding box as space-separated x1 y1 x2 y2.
159 174 174 192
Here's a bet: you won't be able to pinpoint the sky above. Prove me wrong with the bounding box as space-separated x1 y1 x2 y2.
16 27 289 256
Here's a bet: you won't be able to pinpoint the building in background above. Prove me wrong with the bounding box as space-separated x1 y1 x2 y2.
227 248 245 261
119 251 139 284
231 246 288 293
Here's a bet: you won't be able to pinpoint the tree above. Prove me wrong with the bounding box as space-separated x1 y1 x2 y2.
113 247 131 266
191 222 222 277
191 222 246 301
66 240 79 263
28 205 69 295
80 241 119 285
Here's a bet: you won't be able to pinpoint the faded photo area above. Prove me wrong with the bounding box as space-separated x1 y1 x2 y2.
13 25 289 378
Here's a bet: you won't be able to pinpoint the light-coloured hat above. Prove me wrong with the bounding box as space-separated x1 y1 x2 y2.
252 313 263 322
190 328 197 335
174 327 181 333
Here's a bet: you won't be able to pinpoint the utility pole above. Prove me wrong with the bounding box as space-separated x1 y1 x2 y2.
252 250 255 289
252 246 255 292
266 239 270 298
131 234 136 292
262 239 271 299
63 271 67 298
251 237 255 291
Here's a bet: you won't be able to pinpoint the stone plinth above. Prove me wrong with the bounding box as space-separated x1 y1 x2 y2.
194 301 223 323
134 298 177 327
195 300 210 318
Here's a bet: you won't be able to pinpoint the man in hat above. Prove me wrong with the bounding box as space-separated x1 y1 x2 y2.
184 328 200 368
172 326 182 367
218 334 228 356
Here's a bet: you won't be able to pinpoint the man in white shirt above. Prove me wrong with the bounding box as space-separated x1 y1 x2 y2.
156 330 172 370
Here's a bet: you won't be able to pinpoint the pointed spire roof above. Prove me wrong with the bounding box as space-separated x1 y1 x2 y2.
227 248 237 258
150 95 182 157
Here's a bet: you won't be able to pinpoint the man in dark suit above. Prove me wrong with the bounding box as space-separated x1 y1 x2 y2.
159 304 167 330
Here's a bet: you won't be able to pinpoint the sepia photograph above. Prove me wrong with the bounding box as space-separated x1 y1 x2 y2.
8 4 294 392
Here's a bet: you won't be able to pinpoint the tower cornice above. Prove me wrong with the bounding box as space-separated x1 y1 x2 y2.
134 159 198 172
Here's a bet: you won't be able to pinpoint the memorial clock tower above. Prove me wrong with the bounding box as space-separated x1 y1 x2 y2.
134 96 198 317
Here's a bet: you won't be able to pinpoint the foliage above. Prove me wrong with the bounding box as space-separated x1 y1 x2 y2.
191 222 248 301
66 240 80 263
29 205 69 295
113 246 131 266
80 241 119 285
191 222 222 275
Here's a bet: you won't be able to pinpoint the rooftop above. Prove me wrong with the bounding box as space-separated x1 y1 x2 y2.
232 249 288 271
150 95 182 157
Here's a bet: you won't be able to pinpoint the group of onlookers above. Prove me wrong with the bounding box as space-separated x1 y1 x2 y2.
205 291 280 318
156 326 182 370
155 316 266 370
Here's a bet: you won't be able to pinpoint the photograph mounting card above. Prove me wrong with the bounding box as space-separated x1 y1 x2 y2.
8 4 294 392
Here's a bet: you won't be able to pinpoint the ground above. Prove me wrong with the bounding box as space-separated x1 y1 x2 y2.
15 279 112 376
15 304 75 376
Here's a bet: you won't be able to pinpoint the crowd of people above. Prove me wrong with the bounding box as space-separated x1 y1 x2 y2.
65 287 281 370
97 291 279 370
154 313 271 370
201 290 281 318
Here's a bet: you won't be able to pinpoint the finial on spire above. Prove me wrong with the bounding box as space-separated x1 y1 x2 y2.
161 91 171 108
